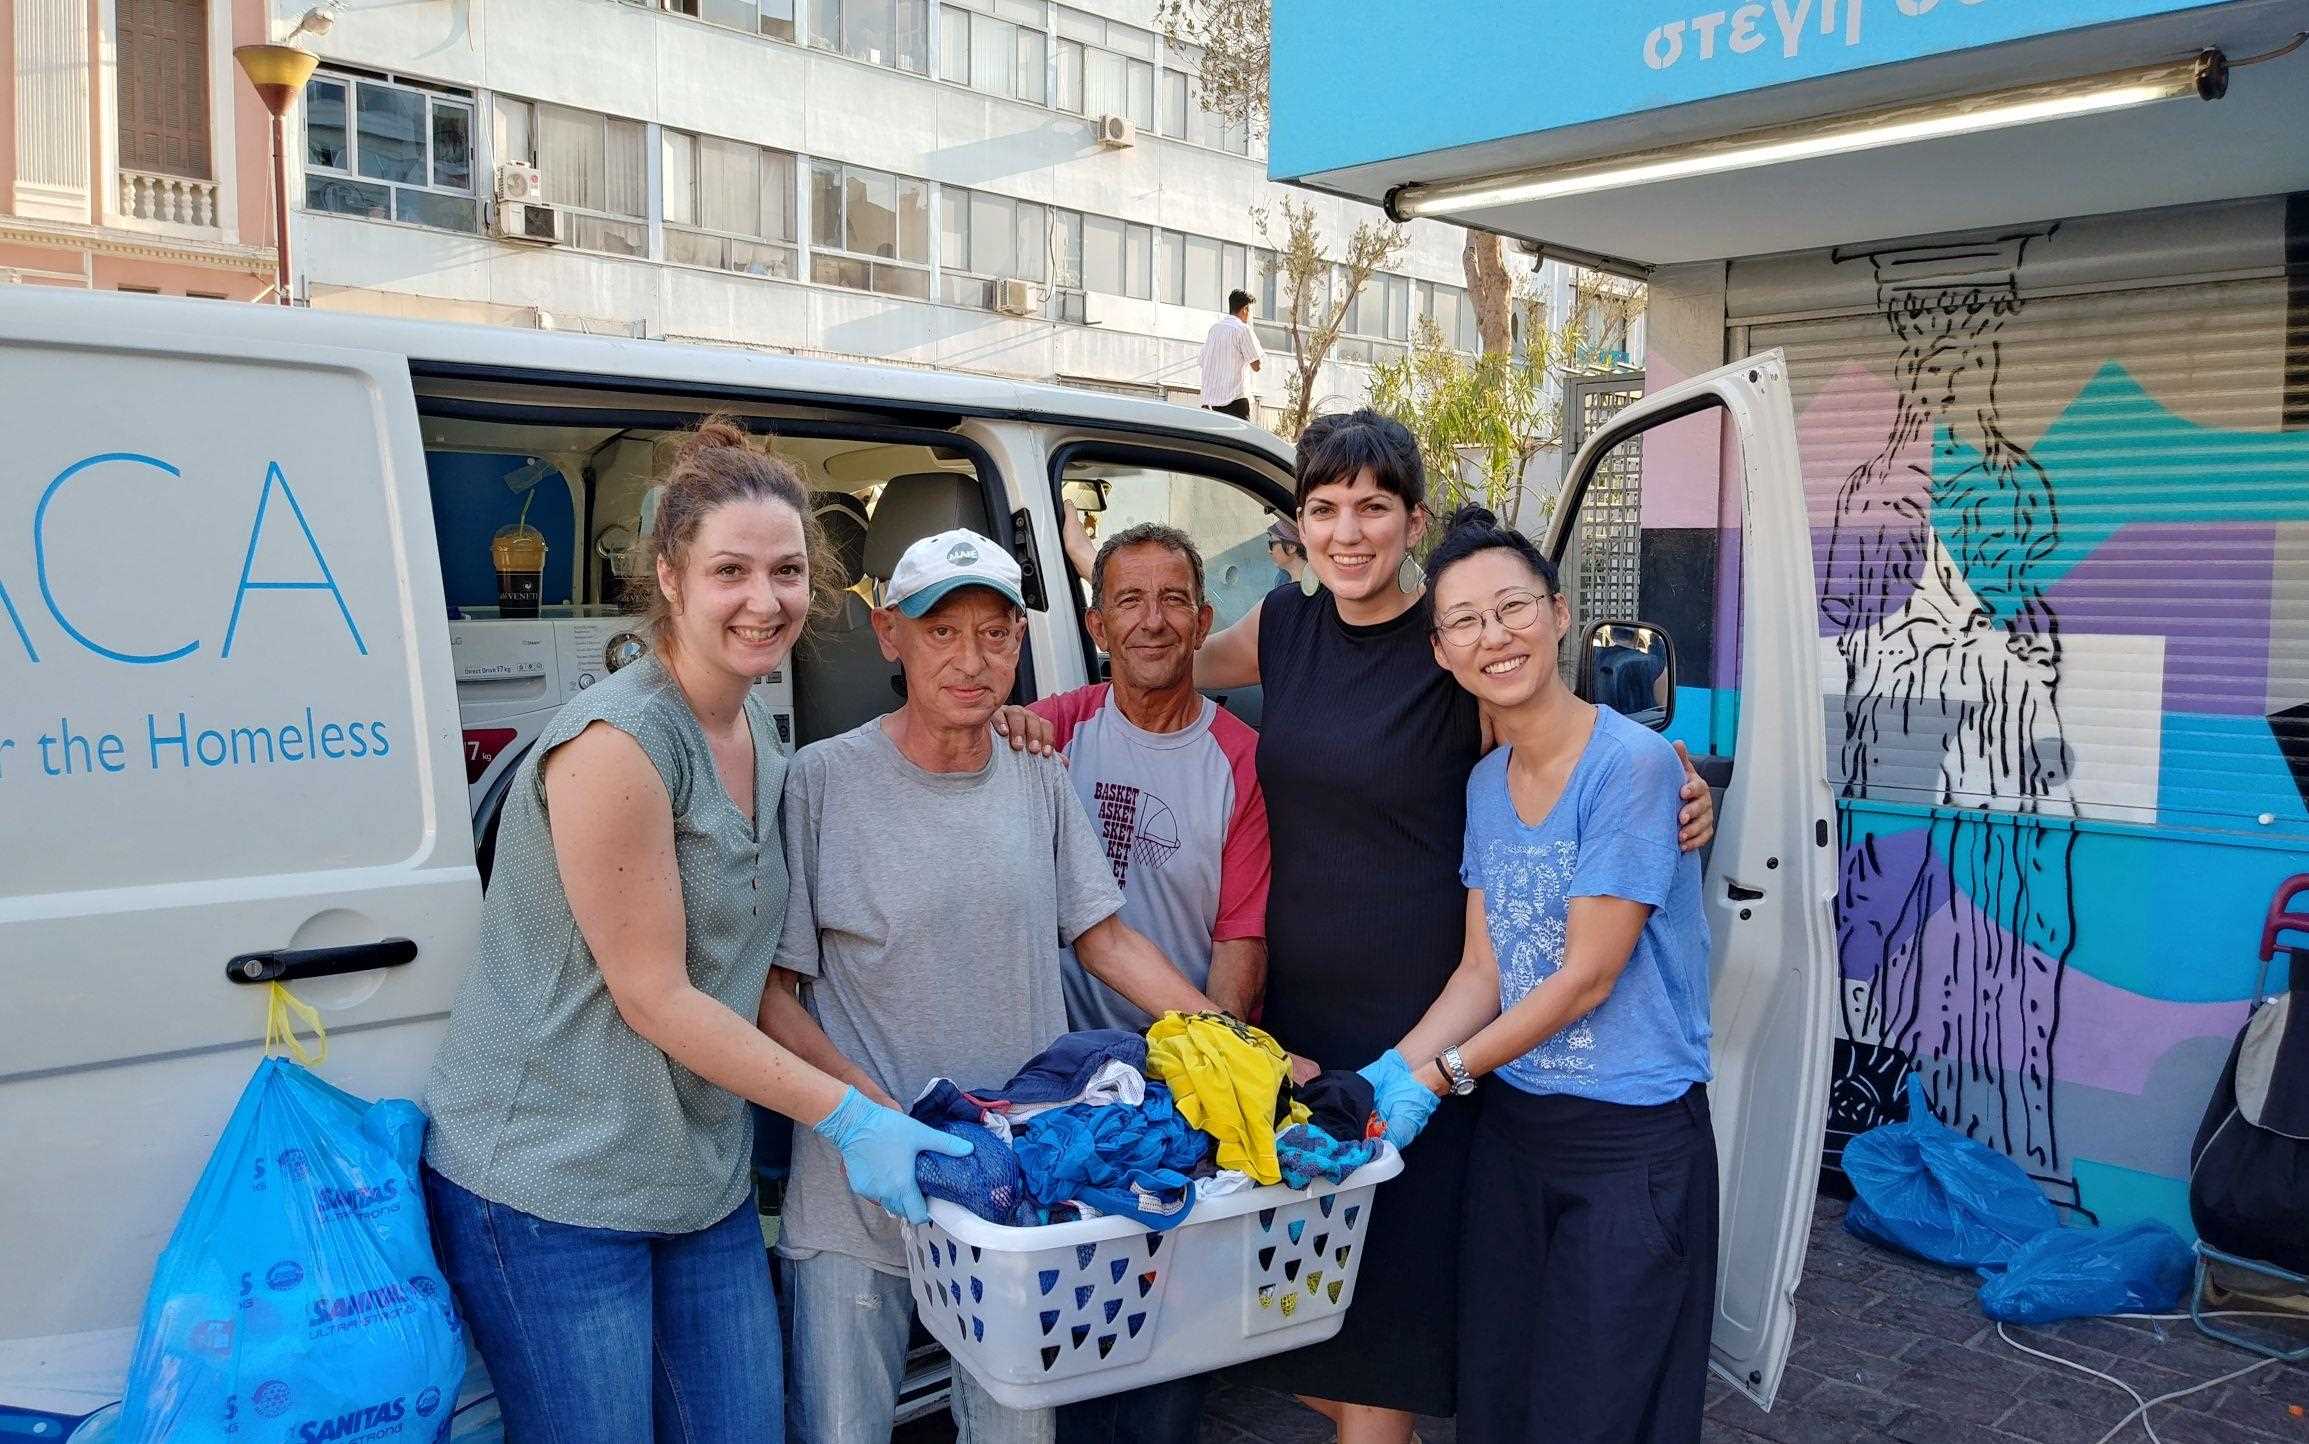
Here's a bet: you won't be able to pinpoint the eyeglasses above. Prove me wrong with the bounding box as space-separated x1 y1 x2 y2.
1434 592 1548 648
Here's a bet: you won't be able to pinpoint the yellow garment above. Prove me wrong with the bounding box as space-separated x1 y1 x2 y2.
1145 1011 1310 1185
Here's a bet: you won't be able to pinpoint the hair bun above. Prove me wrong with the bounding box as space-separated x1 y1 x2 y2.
677 417 752 461
1443 503 1499 535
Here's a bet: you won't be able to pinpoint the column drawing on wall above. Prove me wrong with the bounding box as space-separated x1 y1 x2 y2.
1821 225 2081 1186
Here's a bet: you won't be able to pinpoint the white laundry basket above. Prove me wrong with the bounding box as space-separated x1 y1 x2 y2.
901 1146 1402 1410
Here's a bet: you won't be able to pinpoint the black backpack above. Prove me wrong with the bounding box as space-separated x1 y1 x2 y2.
2189 882 2309 1274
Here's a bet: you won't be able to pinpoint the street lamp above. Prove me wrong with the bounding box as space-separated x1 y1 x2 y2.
233 43 320 306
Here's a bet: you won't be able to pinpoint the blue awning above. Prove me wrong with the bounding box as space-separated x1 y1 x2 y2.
1271 0 2309 266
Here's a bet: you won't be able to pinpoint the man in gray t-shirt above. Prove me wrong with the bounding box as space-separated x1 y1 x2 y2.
763 528 1216 1444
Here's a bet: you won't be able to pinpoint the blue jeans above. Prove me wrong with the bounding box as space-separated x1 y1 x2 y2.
1054 1373 1214 1444
424 1167 781 1444
779 1249 1052 1444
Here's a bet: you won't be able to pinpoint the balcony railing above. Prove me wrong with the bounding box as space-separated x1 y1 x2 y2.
119 169 219 227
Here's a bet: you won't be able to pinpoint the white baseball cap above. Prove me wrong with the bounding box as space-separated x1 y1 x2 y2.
886 528 1027 618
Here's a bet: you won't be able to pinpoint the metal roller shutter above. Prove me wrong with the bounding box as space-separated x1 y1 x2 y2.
1731 211 2309 1210
1750 271 2302 831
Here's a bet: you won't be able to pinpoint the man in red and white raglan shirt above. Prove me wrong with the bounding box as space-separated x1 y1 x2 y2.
1030 519 1269 1444
1032 521 1269 1035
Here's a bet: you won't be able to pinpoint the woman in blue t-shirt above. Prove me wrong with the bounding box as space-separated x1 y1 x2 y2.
1359 505 1717 1444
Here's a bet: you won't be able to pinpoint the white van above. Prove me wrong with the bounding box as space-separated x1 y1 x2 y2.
0 289 1837 1434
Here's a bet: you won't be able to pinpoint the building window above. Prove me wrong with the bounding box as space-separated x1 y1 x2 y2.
662 0 797 40
1333 270 1411 365
811 0 928 73
664 129 797 279
1053 6 1153 129
938 187 1048 307
118 0 211 181
1077 213 1151 301
941 0 1047 103
490 98 645 254
809 161 931 297
305 72 479 233
1414 279 1479 353
1156 43 1248 156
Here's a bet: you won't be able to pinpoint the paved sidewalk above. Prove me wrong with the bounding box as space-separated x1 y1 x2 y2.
1199 1198 2309 1444
909 1197 2309 1443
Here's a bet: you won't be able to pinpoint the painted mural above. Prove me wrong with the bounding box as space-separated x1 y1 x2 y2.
1756 217 2309 1232
1822 227 2081 1191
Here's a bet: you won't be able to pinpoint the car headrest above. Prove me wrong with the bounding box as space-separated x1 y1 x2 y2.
862 472 991 581
812 491 871 589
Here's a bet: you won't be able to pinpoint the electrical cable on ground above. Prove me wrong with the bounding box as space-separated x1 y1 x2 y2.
1994 1312 2298 1444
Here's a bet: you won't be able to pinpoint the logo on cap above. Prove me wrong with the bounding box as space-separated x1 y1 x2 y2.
945 541 980 566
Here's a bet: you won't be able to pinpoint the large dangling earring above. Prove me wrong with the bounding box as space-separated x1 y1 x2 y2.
1299 564 1320 597
1397 552 1424 595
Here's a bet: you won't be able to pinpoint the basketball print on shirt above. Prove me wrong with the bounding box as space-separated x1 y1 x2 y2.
1093 780 1180 886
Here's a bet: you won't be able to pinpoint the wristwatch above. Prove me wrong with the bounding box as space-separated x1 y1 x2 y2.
1434 1047 1477 1097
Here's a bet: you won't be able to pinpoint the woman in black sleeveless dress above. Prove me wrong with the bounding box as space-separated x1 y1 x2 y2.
1198 411 1712 1439
1195 412 1475 1435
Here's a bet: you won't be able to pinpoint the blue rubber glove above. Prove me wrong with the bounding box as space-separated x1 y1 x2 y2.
813 1087 972 1225
1356 1050 1442 1152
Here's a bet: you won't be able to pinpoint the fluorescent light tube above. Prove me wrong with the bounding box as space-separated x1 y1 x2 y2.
1385 51 2227 221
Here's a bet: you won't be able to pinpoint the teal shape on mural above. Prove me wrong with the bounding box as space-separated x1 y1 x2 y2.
2066 1158 2194 1238
1929 362 2309 618
1838 796 2296 1003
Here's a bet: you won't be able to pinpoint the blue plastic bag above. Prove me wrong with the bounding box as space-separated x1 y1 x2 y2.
118 1057 466 1442
1843 1074 2058 1269
1976 1221 2194 1324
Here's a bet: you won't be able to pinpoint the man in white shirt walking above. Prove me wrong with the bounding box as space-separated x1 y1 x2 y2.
1197 289 1264 420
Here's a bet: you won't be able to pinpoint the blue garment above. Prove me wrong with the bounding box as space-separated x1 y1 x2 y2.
1014 1085 1211 1231
423 1166 781 1443
1275 1123 1382 1189
910 1081 1041 1227
980 1028 1149 1110
1460 707 1712 1105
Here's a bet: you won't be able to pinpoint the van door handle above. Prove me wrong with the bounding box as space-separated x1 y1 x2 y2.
226 938 418 985
1725 880 1765 903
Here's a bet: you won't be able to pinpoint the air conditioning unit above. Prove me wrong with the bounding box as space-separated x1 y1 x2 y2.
993 278 1040 317
1096 114 1136 149
492 201 565 245
494 162 544 203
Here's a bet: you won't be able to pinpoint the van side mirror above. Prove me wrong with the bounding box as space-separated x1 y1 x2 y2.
1578 620 1675 732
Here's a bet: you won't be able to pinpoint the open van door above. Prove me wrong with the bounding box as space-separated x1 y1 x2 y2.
0 294 478 1428
1544 351 1836 1409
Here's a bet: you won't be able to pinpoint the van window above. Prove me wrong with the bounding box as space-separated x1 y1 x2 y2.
1057 455 1281 632
1052 449 1284 726
412 401 1013 822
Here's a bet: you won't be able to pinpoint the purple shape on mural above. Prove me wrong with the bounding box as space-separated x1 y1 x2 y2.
2043 523 2275 715
1838 828 1947 984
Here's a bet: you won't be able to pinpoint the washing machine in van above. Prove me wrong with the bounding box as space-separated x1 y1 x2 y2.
452 616 796 883
450 617 566 882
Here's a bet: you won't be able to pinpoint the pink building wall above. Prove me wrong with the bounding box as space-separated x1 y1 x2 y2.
1 0 277 298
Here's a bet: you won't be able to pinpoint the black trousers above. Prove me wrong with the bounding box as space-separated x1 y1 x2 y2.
1457 1083 1718 1444
1205 397 1251 420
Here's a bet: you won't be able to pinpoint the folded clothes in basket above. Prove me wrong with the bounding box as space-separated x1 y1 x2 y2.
911 1085 1041 1227
1014 1084 1213 1232
1274 1122 1382 1190
910 1030 1180 1228
1292 1070 1382 1144
1146 1012 1310 1186
975 1029 1150 1123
